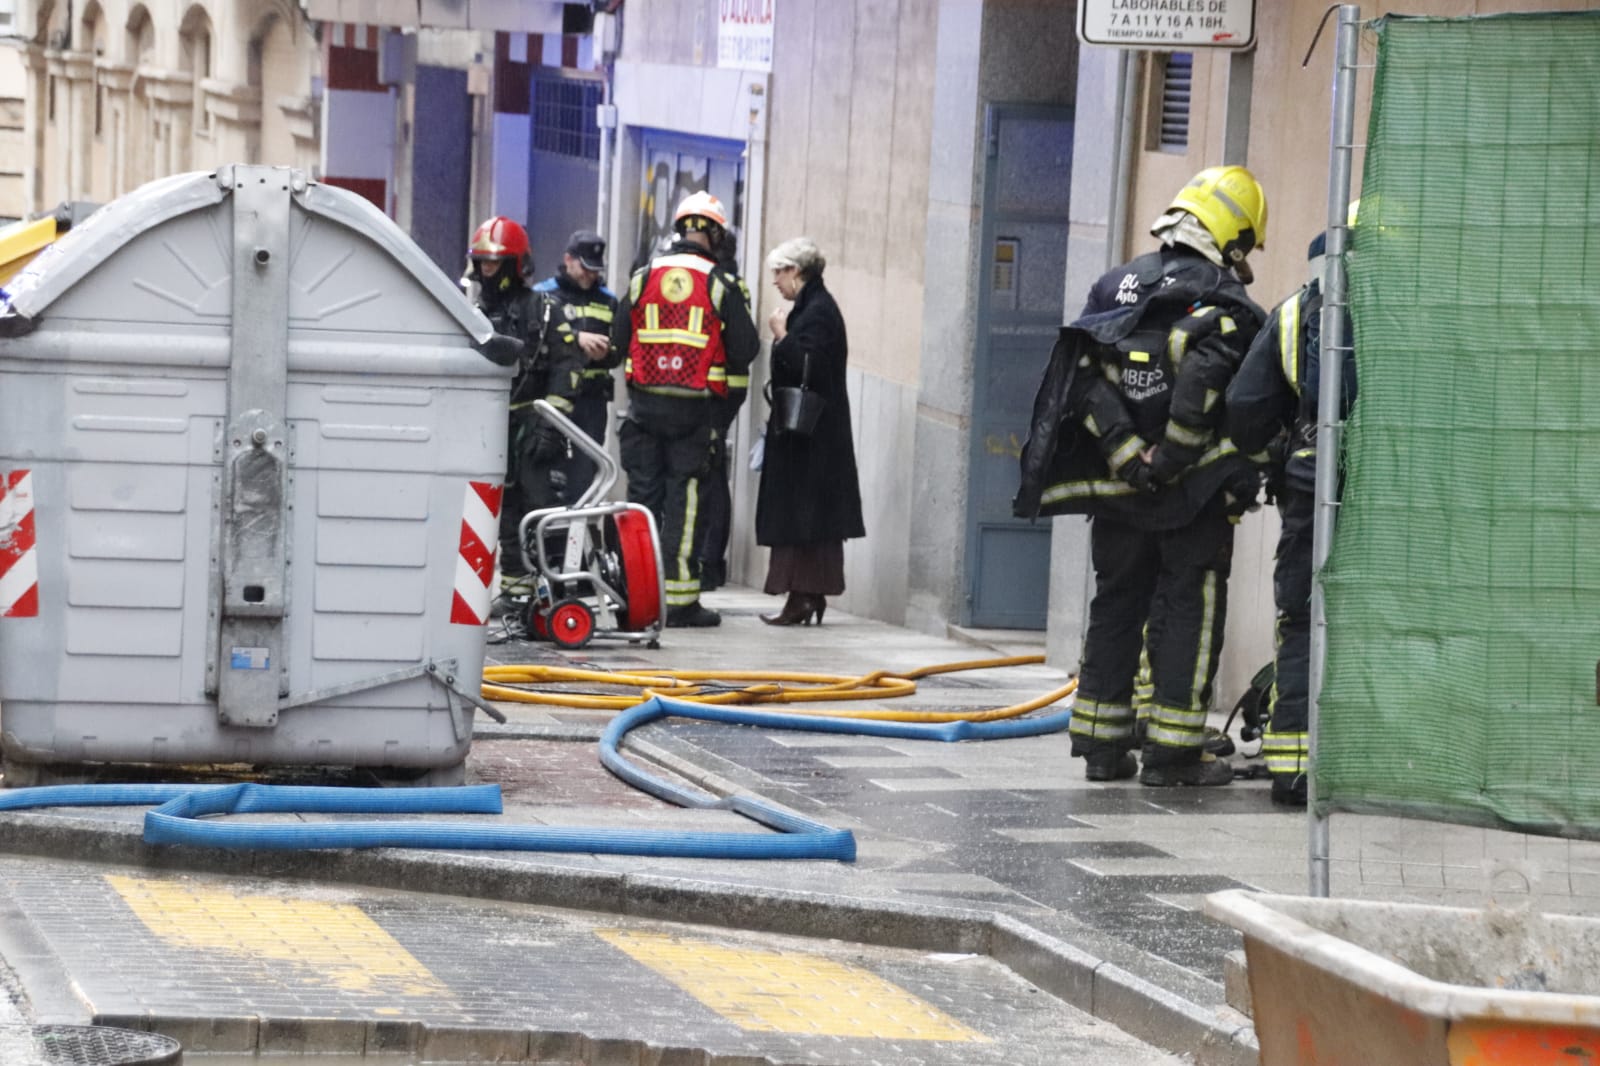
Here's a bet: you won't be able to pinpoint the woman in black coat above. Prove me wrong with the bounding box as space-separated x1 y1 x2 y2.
755 237 865 626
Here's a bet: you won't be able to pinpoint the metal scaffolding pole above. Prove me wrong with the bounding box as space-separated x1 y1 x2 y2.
1309 3 1362 899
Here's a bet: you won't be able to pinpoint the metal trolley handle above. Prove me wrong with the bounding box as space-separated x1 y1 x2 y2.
530 398 617 507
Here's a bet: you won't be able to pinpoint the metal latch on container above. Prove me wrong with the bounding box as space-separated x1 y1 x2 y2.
209 165 293 728
277 659 506 744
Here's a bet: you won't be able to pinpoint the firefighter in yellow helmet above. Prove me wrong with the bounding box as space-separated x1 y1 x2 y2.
1015 164 1269 787
609 191 760 626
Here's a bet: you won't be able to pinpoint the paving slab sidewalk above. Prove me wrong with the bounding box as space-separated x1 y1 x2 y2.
0 585 1594 1064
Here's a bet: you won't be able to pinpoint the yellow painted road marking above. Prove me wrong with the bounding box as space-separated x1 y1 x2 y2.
106 875 447 999
595 929 985 1042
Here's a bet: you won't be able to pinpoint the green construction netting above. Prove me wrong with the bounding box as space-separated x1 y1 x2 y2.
1319 12 1600 836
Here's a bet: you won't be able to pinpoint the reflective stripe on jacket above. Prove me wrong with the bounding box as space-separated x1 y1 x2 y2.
1014 246 1265 530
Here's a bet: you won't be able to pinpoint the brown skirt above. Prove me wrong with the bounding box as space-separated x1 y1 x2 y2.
763 542 846 596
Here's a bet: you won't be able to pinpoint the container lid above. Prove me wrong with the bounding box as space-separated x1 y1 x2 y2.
0 166 492 345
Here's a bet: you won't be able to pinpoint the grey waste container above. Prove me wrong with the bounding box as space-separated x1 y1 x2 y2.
0 166 512 785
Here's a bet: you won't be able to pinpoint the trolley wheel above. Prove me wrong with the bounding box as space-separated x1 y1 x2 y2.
523 601 551 642
548 598 595 649
612 508 663 631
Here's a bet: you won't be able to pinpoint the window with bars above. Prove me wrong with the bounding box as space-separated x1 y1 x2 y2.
532 76 601 161
1152 52 1192 153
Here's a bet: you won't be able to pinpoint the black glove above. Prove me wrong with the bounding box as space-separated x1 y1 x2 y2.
528 425 566 464
707 430 726 469
546 468 569 502
1147 447 1189 487
1116 455 1160 495
479 332 525 367
1222 466 1264 516
1262 464 1286 508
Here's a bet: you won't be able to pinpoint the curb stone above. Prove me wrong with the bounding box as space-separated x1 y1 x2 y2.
0 807 1253 1064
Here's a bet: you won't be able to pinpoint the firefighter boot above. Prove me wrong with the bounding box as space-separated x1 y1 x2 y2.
666 602 722 628
1270 773 1308 808
1139 751 1234 787
1084 750 1138 782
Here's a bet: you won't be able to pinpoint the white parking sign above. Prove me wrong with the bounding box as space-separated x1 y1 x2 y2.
1078 0 1256 49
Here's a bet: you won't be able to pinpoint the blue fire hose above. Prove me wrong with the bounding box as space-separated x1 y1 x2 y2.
0 696 1072 861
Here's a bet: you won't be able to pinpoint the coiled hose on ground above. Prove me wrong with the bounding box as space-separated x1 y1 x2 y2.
482 654 1076 721
0 657 1076 861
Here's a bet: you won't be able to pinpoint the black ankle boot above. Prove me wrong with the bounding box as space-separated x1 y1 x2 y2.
761 593 812 626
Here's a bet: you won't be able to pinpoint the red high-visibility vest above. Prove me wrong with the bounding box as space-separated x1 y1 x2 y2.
626 254 727 396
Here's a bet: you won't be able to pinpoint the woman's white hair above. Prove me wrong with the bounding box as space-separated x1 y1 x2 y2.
765 237 826 279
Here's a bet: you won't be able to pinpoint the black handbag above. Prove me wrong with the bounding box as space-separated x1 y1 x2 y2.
769 351 826 437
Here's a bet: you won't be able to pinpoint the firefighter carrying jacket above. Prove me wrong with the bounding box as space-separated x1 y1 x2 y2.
1225 221 1358 808
1014 250 1265 530
1015 165 1267 789
611 191 759 627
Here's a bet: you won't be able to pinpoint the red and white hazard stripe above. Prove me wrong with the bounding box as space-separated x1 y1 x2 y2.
0 470 39 618
450 480 503 626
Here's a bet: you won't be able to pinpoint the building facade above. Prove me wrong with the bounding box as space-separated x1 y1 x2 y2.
602 0 1583 706
6 0 1579 710
13 0 319 212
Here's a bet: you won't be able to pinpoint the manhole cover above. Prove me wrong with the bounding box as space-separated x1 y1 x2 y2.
0 1025 181 1065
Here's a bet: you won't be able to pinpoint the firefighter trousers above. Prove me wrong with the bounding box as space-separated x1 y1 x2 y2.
697 432 731 588
559 388 611 503
1072 506 1235 768
500 408 566 574
1262 485 1313 784
619 413 714 608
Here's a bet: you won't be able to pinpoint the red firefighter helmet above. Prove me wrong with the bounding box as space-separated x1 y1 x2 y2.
467 216 534 278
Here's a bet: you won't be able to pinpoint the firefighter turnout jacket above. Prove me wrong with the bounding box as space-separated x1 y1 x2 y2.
1225 278 1357 495
1014 245 1265 530
481 285 585 416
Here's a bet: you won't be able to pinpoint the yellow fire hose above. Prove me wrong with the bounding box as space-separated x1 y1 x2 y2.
482 654 1077 724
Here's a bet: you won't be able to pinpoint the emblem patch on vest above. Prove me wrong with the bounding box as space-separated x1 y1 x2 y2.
660 268 694 303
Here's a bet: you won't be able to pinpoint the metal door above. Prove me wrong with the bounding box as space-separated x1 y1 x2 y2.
964 105 1072 629
410 65 472 279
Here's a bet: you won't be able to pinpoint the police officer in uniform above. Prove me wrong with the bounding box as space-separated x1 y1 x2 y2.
1015 165 1268 787
611 192 759 627
465 216 585 577
1226 213 1358 808
534 230 620 500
